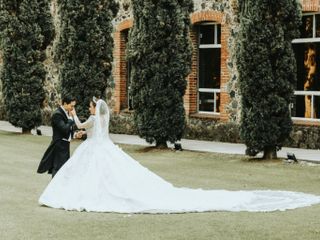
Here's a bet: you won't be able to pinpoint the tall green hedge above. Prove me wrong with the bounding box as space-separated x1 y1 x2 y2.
0 0 54 133
235 0 301 158
56 0 118 119
127 0 193 147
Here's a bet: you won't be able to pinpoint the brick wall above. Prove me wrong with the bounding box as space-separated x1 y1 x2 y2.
302 0 320 11
188 10 230 122
113 19 133 113
114 10 231 121
184 26 198 116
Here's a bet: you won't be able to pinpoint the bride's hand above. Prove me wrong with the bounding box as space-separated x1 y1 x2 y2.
75 130 85 139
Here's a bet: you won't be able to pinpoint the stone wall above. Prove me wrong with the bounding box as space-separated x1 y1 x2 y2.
224 0 242 123
287 125 320 149
114 0 132 24
0 78 5 120
109 113 320 149
42 0 61 124
0 1 61 123
0 49 5 120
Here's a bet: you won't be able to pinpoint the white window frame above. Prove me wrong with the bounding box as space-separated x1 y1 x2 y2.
127 61 133 110
198 22 221 115
292 12 320 122
291 91 320 121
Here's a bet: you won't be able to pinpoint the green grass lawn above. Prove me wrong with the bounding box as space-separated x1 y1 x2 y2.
0 130 320 240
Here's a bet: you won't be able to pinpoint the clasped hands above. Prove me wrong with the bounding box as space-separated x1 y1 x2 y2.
75 130 85 139
69 109 85 139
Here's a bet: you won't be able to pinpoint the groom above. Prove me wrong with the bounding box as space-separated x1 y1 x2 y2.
37 94 82 177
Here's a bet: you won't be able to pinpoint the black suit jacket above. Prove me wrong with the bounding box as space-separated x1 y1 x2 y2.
37 107 75 174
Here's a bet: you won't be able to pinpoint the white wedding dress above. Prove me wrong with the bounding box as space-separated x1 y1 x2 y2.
39 100 320 213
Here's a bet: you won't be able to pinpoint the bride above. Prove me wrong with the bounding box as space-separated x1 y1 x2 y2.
39 98 320 213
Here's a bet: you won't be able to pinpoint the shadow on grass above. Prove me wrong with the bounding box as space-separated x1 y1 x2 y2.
136 146 176 153
241 157 285 164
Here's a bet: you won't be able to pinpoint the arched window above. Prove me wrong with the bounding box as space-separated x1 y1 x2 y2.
113 19 133 113
123 29 133 110
197 22 221 114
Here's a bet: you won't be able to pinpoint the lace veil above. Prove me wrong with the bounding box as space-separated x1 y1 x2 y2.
92 99 110 139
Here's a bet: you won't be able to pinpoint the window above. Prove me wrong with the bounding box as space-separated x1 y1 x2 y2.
127 61 133 110
198 23 221 114
292 13 320 121
123 29 133 110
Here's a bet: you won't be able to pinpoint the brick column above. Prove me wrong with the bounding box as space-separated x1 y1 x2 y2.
184 27 198 115
220 23 230 122
188 11 230 122
113 19 133 113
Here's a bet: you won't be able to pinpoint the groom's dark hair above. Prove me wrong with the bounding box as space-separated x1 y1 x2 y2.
62 94 76 104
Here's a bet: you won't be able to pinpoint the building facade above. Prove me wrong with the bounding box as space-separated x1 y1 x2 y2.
1 0 320 147
111 0 320 147
113 0 232 120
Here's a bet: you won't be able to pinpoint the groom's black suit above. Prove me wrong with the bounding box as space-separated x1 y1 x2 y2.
37 107 75 177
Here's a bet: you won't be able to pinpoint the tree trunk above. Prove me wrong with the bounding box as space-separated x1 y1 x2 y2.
22 128 31 134
263 146 277 159
156 141 168 149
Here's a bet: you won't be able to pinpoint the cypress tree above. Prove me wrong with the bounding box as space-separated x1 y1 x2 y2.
127 0 193 148
56 0 119 119
235 0 301 159
0 0 54 133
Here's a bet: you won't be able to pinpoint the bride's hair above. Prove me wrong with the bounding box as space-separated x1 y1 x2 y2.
92 96 107 115
91 90 102 107
92 96 100 107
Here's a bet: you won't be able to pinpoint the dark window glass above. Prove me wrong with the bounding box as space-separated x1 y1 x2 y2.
199 92 220 112
315 96 320 118
199 48 221 89
316 14 320 37
127 61 133 110
300 15 313 38
291 95 320 119
217 24 221 44
123 29 133 110
291 95 305 118
199 25 214 44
